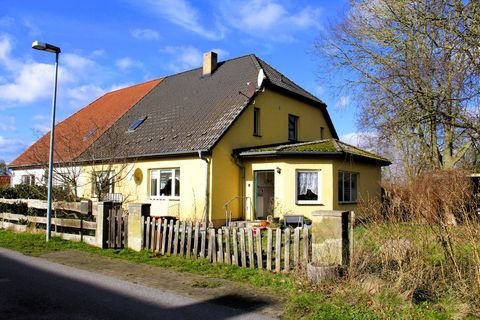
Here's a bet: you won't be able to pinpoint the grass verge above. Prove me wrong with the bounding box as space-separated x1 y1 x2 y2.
0 229 469 319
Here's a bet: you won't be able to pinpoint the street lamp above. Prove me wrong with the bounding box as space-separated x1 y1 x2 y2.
32 41 61 242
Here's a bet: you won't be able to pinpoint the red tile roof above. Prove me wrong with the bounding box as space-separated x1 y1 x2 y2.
9 78 162 168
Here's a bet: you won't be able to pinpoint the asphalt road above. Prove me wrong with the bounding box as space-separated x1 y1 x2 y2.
0 248 274 320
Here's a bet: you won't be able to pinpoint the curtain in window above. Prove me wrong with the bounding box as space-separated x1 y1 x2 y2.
298 172 318 199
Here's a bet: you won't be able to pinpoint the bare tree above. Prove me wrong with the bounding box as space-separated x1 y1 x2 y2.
316 0 480 180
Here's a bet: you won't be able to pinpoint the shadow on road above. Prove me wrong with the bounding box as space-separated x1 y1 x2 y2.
0 250 273 319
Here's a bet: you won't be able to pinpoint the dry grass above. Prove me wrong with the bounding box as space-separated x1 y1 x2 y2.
348 169 480 318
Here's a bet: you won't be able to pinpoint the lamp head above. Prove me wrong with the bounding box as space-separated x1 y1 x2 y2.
32 41 61 53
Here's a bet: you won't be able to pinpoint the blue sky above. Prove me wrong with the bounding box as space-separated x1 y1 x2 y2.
0 0 358 163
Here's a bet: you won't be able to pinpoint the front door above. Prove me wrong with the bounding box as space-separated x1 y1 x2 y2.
254 170 274 219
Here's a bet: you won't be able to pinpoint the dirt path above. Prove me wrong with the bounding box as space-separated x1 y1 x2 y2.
40 250 284 319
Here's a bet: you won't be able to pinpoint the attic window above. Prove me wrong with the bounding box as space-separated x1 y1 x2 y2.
128 116 147 132
83 128 97 141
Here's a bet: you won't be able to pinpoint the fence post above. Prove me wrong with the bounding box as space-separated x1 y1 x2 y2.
96 201 112 248
127 203 151 251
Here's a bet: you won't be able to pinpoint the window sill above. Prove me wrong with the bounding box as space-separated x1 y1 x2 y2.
150 196 180 201
338 201 358 205
253 134 262 138
296 201 324 206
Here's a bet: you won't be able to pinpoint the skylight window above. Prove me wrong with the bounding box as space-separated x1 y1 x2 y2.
128 116 147 132
83 128 97 141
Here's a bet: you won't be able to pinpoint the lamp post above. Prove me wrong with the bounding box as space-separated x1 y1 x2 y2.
32 41 61 242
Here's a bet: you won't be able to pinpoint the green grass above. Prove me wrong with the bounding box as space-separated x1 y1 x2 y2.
1 229 474 319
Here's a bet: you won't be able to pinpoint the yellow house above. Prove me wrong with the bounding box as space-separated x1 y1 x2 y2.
10 52 390 226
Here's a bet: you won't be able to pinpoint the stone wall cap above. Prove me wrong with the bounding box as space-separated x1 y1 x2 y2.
311 210 349 217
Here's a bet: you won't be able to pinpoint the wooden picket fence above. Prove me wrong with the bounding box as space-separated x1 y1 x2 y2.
142 217 311 273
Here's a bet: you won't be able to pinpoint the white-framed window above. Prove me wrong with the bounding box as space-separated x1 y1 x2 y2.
92 171 115 197
21 174 35 185
296 170 321 204
150 168 180 199
338 171 358 203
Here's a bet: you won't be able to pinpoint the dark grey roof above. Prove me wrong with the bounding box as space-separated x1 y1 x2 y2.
79 54 338 161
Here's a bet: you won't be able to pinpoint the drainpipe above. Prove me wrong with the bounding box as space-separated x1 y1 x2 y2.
198 151 210 228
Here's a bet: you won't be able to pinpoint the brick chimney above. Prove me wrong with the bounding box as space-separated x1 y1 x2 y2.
202 51 217 76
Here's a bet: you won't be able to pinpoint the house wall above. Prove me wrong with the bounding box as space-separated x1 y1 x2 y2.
11 168 45 186
79 157 208 221
243 157 382 220
243 158 334 219
332 159 382 212
210 89 334 225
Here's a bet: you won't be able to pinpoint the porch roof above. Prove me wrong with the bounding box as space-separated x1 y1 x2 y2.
236 139 391 166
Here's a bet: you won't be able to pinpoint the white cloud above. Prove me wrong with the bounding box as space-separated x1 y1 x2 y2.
65 84 106 110
131 28 160 40
31 114 50 135
335 95 350 109
115 57 143 71
0 115 15 131
138 0 224 40
219 0 322 41
0 135 27 163
162 46 203 73
341 132 377 149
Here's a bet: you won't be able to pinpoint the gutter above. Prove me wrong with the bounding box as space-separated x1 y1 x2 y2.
198 150 210 228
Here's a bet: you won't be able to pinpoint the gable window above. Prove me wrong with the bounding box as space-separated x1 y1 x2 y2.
338 171 358 203
21 174 35 185
296 170 321 204
150 168 180 199
288 114 298 141
253 107 261 136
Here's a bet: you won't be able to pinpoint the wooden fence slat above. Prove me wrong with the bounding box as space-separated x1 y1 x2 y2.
155 218 162 253
240 228 247 268
123 212 128 247
275 227 281 273
193 221 200 258
161 219 168 255
117 209 123 248
266 228 273 271
256 228 263 269
167 219 174 255
217 229 224 264
247 228 254 269
303 227 309 266
141 215 145 249
173 220 180 255
224 228 231 265
186 222 192 258
180 221 186 256
284 228 291 273
150 218 156 252
294 227 300 268
145 216 151 250
200 224 206 259
232 227 238 266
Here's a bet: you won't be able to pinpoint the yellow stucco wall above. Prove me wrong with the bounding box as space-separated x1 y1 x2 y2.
332 159 382 212
79 157 208 221
209 89 335 224
242 157 382 220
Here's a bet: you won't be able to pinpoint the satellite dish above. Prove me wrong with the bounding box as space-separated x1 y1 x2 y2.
133 168 143 185
257 68 266 89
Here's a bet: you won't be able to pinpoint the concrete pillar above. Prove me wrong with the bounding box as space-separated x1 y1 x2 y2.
127 203 151 251
310 210 353 266
96 202 113 248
